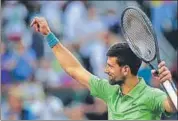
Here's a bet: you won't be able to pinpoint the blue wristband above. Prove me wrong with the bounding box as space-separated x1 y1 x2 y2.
45 32 59 48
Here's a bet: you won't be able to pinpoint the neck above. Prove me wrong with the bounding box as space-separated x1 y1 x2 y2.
121 75 139 95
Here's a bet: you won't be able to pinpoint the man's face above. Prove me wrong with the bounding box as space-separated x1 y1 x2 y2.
104 57 128 85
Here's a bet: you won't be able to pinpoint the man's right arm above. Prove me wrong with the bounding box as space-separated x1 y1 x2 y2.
31 17 92 89
51 38 114 102
51 37 92 88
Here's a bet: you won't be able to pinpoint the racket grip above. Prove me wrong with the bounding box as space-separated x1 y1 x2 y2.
162 80 177 111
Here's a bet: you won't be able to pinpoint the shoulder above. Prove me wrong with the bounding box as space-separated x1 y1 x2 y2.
146 86 166 95
144 86 167 101
143 86 167 107
90 75 117 86
89 75 119 92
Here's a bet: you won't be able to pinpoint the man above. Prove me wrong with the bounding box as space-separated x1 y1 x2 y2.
31 17 177 120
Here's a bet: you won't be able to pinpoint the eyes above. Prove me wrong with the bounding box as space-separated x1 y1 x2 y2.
106 63 114 69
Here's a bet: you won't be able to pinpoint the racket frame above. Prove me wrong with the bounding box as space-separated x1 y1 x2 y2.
121 6 178 111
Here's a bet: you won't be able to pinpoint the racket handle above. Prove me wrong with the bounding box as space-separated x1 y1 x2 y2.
162 80 177 111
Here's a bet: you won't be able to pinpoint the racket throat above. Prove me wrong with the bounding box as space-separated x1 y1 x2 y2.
148 63 154 70
147 63 159 75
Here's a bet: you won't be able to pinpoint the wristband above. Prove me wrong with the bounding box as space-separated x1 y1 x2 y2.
46 32 59 48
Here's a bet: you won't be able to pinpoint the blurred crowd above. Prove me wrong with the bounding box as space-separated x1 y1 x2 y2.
1 0 177 120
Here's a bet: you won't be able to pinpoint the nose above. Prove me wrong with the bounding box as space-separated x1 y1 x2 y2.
104 67 108 74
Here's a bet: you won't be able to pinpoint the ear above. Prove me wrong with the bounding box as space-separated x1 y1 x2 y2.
121 66 130 76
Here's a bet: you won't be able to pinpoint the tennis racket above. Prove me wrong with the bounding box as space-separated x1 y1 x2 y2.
120 6 177 110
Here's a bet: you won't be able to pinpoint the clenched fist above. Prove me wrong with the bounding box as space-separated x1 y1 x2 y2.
30 17 51 35
151 61 172 83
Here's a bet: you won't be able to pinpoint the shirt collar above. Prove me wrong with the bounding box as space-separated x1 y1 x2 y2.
117 77 147 98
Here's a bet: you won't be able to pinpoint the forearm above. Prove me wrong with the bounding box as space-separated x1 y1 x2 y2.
52 43 84 74
30 17 91 88
46 33 91 88
163 81 177 113
164 97 177 113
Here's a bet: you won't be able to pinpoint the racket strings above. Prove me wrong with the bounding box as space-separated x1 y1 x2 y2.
122 9 156 62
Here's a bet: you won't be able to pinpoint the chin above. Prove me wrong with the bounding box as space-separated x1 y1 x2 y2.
109 80 115 85
109 79 124 86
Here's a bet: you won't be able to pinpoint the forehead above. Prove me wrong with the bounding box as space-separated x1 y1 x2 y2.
107 57 118 65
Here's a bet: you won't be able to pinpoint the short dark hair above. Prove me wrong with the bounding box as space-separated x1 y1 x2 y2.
106 43 142 75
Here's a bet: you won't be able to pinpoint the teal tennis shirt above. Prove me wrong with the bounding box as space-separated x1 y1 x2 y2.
89 75 169 120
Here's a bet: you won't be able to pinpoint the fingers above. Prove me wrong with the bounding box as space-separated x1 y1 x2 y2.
33 23 39 32
30 18 36 27
30 17 43 27
30 17 39 27
30 17 43 32
158 61 167 74
157 61 172 82
151 69 159 77
31 18 39 33
158 61 169 77
158 66 168 74
151 70 156 74
160 74 171 83
158 61 165 69
159 70 170 80
151 70 159 80
30 17 50 35
151 69 157 76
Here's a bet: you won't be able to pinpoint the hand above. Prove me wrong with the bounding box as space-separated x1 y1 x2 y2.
151 61 172 83
30 17 51 35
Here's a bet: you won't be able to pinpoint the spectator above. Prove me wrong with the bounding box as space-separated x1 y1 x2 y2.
2 1 28 43
63 1 87 41
18 74 45 104
35 57 60 88
73 3 108 78
1 41 13 85
1 86 36 120
10 40 37 82
30 84 66 120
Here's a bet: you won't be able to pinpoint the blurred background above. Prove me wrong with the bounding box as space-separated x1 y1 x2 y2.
1 0 177 120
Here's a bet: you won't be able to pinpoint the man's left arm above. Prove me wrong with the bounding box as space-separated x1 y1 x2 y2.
152 61 177 113
163 97 177 113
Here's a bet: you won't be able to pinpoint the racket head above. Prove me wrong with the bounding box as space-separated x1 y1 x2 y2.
120 6 160 63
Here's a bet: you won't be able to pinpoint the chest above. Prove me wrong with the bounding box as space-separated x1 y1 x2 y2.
107 93 154 119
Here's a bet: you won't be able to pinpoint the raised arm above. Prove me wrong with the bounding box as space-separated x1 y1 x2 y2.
31 17 92 88
152 61 177 113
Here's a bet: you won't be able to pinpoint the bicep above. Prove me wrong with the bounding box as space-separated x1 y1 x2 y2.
89 76 115 102
72 70 114 103
151 88 175 115
69 67 92 89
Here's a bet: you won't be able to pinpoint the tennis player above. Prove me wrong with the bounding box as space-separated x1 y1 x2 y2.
31 17 177 120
